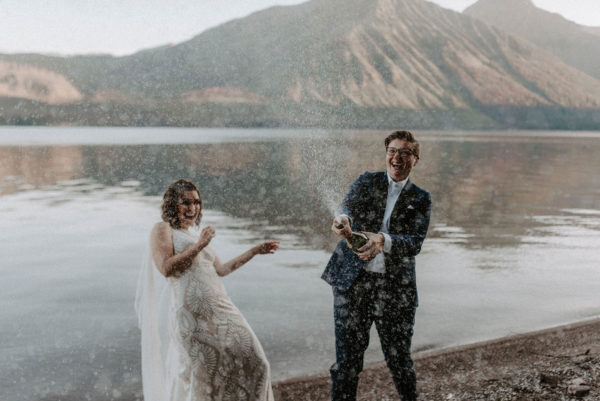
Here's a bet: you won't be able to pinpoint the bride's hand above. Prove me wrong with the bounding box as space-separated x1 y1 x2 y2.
197 226 215 248
254 241 280 255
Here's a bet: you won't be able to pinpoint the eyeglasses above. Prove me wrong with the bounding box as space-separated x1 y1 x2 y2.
179 200 201 207
386 147 415 158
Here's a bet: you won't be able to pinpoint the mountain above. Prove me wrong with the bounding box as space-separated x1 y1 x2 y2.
583 26 600 37
465 0 600 80
0 60 83 104
2 0 600 129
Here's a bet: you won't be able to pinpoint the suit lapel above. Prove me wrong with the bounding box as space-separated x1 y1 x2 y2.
390 179 414 223
373 173 388 227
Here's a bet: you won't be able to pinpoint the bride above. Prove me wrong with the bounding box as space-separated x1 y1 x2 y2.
135 179 279 401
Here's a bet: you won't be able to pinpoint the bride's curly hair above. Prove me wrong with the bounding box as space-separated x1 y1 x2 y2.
161 179 202 229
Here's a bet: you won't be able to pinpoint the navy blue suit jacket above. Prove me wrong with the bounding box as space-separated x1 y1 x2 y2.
322 172 432 299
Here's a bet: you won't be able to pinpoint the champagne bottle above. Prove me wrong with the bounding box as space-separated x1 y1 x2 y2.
336 223 368 253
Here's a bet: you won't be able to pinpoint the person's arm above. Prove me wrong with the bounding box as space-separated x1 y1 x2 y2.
331 173 369 239
150 222 215 277
213 241 280 277
386 192 432 257
338 173 370 220
357 192 431 260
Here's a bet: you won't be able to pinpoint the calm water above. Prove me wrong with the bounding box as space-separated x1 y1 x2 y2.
1 127 599 401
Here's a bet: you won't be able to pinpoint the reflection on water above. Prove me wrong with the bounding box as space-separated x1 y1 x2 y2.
420 138 600 248
1 128 600 400
3 130 600 251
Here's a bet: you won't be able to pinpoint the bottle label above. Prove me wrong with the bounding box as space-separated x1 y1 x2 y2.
347 232 368 253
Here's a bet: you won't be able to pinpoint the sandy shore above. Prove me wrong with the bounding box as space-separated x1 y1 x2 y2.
273 318 600 400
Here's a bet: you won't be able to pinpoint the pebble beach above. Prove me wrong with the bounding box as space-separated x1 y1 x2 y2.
273 318 600 400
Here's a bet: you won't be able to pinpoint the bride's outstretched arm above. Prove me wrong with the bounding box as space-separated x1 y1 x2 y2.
150 222 215 277
213 241 279 277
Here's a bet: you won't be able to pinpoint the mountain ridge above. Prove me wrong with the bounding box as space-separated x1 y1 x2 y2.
1 0 600 128
465 0 600 80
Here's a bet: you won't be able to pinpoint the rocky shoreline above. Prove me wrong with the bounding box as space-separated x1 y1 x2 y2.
273 318 600 400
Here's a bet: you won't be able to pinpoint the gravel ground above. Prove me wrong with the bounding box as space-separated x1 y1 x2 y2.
273 318 600 400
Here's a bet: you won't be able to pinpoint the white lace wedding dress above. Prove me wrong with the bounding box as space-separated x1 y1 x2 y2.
136 228 274 401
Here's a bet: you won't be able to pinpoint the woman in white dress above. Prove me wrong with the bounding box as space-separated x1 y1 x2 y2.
136 179 279 401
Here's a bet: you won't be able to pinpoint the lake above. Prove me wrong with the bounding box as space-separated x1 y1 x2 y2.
1 127 599 401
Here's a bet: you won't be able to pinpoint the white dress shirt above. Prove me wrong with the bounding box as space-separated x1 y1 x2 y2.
339 174 408 274
364 175 407 273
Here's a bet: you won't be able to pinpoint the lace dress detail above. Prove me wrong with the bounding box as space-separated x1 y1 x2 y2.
165 229 273 401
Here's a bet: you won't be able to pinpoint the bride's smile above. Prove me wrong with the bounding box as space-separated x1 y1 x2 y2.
177 190 202 229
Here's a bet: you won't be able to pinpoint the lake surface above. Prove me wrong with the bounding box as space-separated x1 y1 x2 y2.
1 127 599 401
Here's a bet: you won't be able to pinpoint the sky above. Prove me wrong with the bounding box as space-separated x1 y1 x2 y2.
1 0 599 56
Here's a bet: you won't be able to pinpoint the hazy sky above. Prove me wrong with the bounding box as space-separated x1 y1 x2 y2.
2 0 599 56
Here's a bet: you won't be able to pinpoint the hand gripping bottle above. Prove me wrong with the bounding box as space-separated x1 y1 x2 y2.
336 223 368 253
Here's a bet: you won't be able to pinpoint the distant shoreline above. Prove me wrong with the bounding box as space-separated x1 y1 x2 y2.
273 317 600 400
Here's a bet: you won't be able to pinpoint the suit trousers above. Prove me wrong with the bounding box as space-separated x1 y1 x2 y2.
330 269 418 401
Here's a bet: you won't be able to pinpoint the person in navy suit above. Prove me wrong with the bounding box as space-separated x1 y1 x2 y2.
322 130 431 401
